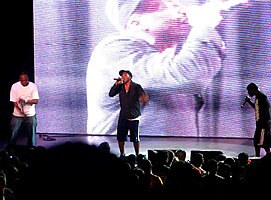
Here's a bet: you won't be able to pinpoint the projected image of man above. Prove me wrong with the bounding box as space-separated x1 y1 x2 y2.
86 0 229 136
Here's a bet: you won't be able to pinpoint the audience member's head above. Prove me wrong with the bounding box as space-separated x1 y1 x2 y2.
238 152 250 166
98 141 111 153
175 149 187 161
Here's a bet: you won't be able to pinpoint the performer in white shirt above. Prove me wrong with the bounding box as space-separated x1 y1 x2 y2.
8 71 39 148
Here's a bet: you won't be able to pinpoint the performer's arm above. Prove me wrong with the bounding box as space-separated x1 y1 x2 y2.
109 82 122 97
246 99 255 109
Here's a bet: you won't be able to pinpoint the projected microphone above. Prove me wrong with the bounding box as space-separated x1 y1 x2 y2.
241 96 250 108
113 78 124 84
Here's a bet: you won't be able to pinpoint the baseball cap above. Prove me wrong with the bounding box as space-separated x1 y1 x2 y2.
246 82 258 90
105 0 142 30
119 70 133 78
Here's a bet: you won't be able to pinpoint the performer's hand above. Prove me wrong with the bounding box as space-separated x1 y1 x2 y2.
140 94 149 105
114 77 124 85
245 96 250 102
241 95 251 108
18 98 25 105
186 3 223 28
16 101 26 115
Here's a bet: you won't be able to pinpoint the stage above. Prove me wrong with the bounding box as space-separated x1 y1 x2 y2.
1 134 259 159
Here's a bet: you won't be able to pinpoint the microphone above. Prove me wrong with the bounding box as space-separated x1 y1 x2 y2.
113 78 124 84
241 96 250 108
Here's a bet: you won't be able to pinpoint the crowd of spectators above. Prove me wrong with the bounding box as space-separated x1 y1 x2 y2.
1 142 270 200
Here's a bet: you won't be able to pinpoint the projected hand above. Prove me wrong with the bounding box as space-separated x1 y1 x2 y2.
186 0 249 28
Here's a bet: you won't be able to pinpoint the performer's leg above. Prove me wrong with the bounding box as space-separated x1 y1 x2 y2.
255 146 261 157
129 120 140 156
264 147 270 155
262 123 271 156
133 141 140 156
9 116 23 147
117 118 128 157
25 115 37 147
254 127 261 157
118 141 125 156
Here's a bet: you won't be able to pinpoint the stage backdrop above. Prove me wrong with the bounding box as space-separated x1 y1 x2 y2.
34 0 271 138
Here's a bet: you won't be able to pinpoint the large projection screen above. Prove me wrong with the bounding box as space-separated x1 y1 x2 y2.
34 0 271 138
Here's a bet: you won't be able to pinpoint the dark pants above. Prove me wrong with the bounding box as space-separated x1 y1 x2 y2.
117 118 139 142
9 115 37 147
254 120 271 148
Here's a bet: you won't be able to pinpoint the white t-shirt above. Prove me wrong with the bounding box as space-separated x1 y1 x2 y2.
10 81 39 117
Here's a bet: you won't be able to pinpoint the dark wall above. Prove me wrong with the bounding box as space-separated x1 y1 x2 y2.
1 1 34 139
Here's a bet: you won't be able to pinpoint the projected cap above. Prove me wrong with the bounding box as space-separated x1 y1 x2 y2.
105 0 142 30
119 70 133 78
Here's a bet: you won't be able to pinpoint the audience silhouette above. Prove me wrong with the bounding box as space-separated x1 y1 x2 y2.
0 142 270 200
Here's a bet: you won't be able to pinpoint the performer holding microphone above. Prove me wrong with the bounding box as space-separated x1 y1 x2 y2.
109 70 149 158
242 82 271 157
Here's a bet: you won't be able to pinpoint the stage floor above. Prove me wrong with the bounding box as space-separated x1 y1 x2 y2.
1 134 260 159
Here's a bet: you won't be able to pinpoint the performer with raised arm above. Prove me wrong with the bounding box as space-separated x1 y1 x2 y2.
109 70 149 157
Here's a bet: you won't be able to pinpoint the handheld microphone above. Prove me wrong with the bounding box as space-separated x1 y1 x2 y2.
113 78 124 84
241 96 250 108
114 77 123 82
241 101 246 108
